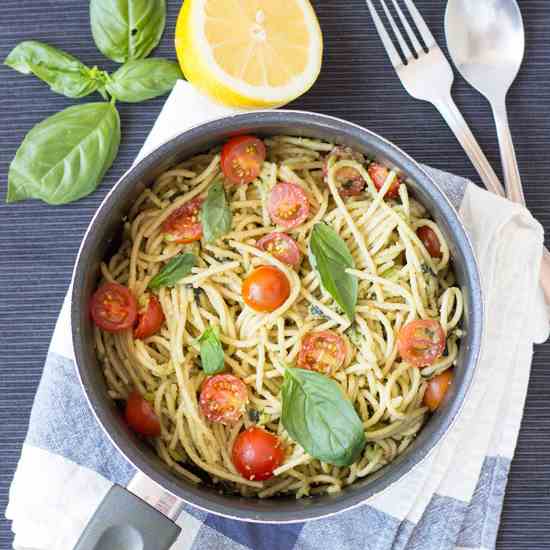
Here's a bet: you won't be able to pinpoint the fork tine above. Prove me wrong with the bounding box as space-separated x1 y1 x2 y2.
366 0 404 68
402 0 436 49
378 0 414 62
390 0 422 55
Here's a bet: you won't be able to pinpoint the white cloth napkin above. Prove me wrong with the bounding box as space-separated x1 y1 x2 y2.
6 81 549 550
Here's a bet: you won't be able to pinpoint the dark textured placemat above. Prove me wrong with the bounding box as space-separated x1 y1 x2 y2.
0 1 548 548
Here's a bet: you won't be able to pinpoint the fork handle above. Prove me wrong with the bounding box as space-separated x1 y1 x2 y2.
433 96 505 197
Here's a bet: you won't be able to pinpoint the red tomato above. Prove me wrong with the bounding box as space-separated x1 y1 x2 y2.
242 265 291 313
417 226 442 258
162 197 203 243
256 232 301 268
333 166 366 197
368 162 402 198
423 369 454 412
298 331 347 376
397 319 446 367
90 282 138 332
232 427 285 481
125 391 161 437
134 294 165 339
199 374 248 425
323 146 366 197
267 182 310 229
221 135 266 184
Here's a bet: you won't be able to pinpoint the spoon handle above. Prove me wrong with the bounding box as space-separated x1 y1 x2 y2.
434 96 505 197
492 98 526 204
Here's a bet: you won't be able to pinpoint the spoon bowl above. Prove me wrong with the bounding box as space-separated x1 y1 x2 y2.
445 0 524 102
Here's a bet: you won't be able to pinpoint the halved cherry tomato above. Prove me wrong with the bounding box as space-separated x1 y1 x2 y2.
323 146 366 197
134 294 165 339
199 374 248 425
125 391 161 437
267 182 310 229
423 369 453 412
257 232 301 268
397 319 446 367
417 226 442 258
368 162 402 198
162 197 203 243
242 265 290 312
221 135 266 184
298 331 347 376
90 282 137 332
232 427 285 481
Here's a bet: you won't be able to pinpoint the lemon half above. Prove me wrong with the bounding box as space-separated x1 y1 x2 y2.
175 0 323 108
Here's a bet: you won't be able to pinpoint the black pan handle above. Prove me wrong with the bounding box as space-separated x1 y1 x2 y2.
73 484 181 550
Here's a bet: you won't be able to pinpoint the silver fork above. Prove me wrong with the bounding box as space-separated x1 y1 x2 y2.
366 0 505 197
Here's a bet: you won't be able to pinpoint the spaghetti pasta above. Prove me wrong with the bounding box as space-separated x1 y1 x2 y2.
93 136 463 498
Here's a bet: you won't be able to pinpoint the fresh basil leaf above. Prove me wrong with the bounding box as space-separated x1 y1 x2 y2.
106 58 182 102
309 222 358 320
281 367 366 466
200 180 232 242
7 102 120 205
4 40 107 98
197 326 225 375
90 0 166 63
148 253 196 289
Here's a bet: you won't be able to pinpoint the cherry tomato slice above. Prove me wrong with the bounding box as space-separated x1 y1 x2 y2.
417 226 442 258
423 369 453 412
221 135 266 185
242 265 291 313
90 282 137 332
368 162 402 199
232 427 285 481
334 166 366 197
397 319 446 367
298 331 347 376
323 146 366 197
199 374 248 425
162 197 203 244
134 294 165 339
267 182 310 229
256 232 301 268
125 391 161 437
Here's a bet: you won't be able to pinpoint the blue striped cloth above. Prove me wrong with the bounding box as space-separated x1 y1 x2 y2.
6 83 549 550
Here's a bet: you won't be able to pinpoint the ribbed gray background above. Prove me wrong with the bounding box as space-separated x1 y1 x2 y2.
0 1 548 548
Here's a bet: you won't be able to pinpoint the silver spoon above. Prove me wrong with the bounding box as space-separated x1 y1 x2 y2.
445 0 550 303
445 0 524 203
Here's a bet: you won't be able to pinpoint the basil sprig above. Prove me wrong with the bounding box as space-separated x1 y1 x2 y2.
281 368 366 466
90 0 166 63
200 180 233 242
7 103 120 204
148 253 196 289
4 1 181 205
4 41 108 99
106 58 182 102
197 326 225 375
309 222 358 320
